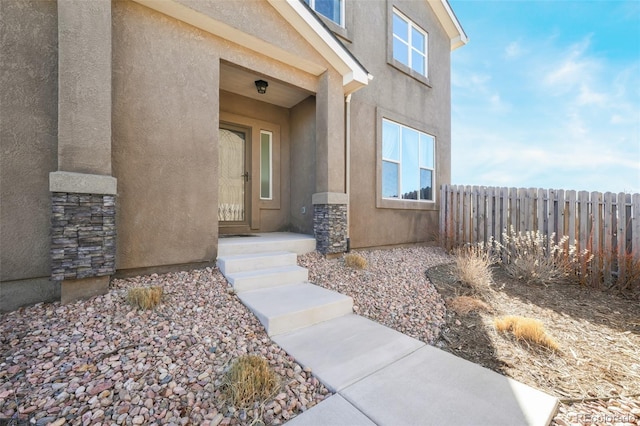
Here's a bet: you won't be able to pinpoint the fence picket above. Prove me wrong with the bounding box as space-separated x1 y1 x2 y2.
617 192 627 280
557 190 565 247
603 192 614 284
591 191 602 287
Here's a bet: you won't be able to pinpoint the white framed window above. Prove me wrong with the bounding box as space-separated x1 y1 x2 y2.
382 119 435 202
392 8 428 77
260 131 273 200
304 0 344 27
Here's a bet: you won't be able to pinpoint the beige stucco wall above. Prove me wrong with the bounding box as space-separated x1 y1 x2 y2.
112 0 331 270
57 0 112 175
219 91 292 233
0 0 60 309
112 1 220 270
346 0 452 248
290 97 317 234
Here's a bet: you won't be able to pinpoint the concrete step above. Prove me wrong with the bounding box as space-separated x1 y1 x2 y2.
218 232 316 256
237 283 353 336
273 314 425 392
217 251 297 275
225 265 308 293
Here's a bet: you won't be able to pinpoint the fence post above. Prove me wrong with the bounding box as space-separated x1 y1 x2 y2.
439 184 447 247
633 194 640 258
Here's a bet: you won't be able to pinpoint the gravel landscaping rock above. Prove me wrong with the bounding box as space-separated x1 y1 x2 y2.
299 246 452 344
0 267 329 425
2 246 636 425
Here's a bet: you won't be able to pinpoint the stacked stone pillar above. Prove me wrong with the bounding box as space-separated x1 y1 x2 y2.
50 0 115 302
312 193 348 254
313 71 348 254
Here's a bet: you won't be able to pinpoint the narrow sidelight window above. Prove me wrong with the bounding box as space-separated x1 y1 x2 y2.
260 131 273 200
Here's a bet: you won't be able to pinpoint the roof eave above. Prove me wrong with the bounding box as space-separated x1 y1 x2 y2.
267 0 371 93
428 0 469 51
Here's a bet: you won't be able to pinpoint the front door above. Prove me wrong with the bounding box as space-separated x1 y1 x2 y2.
218 126 250 227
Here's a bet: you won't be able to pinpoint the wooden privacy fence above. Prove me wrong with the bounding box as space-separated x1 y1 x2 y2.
439 185 640 277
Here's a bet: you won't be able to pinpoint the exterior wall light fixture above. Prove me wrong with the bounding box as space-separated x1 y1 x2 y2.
255 79 268 94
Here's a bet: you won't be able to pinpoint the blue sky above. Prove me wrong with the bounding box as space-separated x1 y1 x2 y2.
449 0 640 193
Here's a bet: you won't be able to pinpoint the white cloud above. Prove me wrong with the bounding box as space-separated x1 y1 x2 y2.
505 41 522 58
576 84 608 106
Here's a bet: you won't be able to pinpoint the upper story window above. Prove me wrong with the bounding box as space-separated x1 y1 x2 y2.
304 0 344 27
392 8 428 77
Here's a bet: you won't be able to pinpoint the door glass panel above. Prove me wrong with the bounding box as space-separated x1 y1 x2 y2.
218 128 245 222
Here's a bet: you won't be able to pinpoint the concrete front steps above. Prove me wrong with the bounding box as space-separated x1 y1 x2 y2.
217 233 352 336
217 233 559 425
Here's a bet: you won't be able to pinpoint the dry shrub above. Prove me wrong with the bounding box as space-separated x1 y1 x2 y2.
344 253 368 270
127 286 163 310
222 355 279 408
448 296 491 316
498 228 592 286
589 249 640 299
453 244 494 293
616 252 640 298
494 315 559 350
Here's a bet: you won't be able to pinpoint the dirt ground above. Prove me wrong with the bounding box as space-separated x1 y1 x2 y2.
427 263 640 425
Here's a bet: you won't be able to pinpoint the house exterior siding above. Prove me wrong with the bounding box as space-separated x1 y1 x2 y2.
0 0 60 309
0 0 464 311
344 0 452 248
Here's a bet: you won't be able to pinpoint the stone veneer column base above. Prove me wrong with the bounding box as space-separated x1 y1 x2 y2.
50 171 117 303
312 192 348 255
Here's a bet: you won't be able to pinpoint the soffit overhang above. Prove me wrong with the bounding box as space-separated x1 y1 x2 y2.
427 0 468 51
131 0 371 95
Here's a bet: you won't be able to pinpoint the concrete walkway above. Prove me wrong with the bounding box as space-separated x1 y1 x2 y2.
217 234 559 426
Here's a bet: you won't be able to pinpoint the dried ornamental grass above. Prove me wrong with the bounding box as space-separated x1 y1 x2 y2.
448 296 491 316
498 228 593 286
126 286 163 310
222 355 280 408
453 244 494 293
344 253 368 270
494 315 559 351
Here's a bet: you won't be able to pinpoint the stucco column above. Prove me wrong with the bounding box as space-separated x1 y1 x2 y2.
50 0 116 303
315 70 345 194
313 71 348 254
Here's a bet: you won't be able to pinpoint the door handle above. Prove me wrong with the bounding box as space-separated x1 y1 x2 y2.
241 172 249 182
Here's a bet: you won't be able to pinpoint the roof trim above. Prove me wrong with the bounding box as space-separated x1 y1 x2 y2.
131 0 371 95
427 0 468 51
266 0 371 94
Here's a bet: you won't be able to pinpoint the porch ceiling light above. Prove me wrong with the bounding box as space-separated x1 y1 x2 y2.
255 79 268 94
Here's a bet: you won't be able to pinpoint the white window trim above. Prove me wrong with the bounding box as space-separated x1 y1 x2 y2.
392 8 429 79
306 0 345 27
382 118 436 203
260 130 273 200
